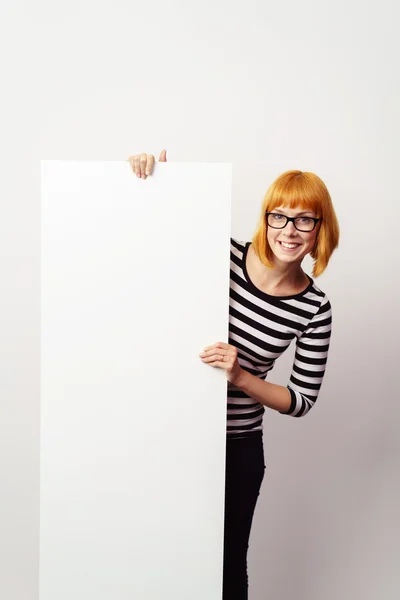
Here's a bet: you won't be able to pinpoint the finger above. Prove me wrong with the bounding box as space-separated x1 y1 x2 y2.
200 347 221 357
159 149 167 162
128 155 140 177
200 353 225 363
208 358 227 369
203 342 229 352
127 156 136 173
145 155 155 176
210 360 226 368
133 156 141 177
139 153 148 179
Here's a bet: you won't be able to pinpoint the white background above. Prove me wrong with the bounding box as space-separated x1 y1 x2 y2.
0 1 399 599
40 161 231 599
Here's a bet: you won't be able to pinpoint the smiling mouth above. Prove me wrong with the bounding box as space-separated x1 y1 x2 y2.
278 241 301 249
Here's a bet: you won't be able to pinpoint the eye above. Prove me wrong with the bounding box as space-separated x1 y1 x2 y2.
297 217 312 223
272 213 284 220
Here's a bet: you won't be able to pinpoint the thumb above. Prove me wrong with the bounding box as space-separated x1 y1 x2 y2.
159 149 167 162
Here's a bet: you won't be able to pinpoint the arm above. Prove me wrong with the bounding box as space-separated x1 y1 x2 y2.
280 295 332 416
234 295 332 416
233 371 292 413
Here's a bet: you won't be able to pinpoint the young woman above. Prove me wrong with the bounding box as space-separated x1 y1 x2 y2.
128 150 340 600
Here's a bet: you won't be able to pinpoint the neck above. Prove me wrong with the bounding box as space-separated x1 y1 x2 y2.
249 244 306 289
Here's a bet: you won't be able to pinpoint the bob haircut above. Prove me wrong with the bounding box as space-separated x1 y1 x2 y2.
252 170 340 278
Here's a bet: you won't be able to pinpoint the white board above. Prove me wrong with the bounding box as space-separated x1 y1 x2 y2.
40 161 232 600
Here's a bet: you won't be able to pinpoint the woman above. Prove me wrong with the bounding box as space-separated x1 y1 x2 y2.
128 150 340 600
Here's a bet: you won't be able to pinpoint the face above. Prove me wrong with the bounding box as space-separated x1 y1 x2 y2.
266 206 319 265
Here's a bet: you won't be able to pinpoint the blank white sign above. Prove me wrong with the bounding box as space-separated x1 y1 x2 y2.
40 161 232 600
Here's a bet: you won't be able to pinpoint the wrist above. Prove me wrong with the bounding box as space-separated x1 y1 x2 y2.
230 366 247 388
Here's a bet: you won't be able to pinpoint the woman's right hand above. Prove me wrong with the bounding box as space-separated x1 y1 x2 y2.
127 149 167 180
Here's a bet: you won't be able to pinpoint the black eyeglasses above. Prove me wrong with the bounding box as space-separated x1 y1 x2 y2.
266 212 321 232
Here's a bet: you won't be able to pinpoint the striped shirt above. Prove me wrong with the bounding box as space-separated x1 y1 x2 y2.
227 238 332 438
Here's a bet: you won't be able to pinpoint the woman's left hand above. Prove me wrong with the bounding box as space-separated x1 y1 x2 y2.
199 342 243 386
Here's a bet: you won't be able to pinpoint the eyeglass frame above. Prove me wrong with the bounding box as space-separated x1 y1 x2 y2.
265 212 321 232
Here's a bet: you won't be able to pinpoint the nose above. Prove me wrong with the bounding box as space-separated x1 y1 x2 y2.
284 220 298 235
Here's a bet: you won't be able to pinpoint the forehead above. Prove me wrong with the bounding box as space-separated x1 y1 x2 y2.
273 205 316 216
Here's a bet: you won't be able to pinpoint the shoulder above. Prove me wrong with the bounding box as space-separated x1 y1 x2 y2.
309 282 332 320
307 278 330 304
230 238 252 259
299 279 332 324
230 237 247 251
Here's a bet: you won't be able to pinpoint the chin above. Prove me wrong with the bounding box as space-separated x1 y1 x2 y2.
272 249 306 263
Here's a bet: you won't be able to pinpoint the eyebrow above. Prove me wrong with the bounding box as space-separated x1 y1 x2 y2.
272 209 316 217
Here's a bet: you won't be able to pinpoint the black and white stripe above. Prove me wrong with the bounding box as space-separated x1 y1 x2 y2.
227 239 332 438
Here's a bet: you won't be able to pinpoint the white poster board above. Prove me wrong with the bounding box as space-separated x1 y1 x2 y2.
40 161 232 600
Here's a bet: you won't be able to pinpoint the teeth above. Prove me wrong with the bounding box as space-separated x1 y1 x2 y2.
280 242 299 249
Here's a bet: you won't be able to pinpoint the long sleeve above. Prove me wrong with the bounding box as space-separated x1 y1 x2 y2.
280 294 332 417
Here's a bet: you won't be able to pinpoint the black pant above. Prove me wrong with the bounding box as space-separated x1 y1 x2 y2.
223 432 265 600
